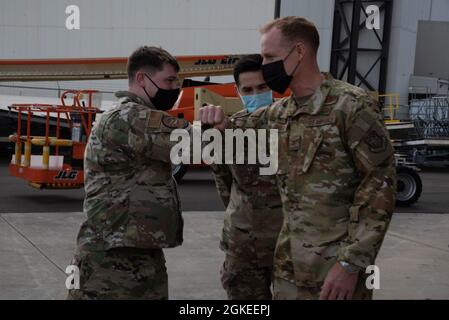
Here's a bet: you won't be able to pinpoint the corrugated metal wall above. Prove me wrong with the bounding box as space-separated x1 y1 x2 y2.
1 0 449 103
0 0 276 98
0 0 276 58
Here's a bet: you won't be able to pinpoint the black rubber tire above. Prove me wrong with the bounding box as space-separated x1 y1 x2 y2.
172 164 188 182
396 166 422 207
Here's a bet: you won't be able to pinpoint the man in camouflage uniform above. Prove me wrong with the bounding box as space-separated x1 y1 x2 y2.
211 55 283 299
200 16 396 300
67 46 190 300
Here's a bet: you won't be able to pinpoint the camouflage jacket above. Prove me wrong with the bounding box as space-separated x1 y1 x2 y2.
236 73 396 286
76 91 190 251
211 110 283 267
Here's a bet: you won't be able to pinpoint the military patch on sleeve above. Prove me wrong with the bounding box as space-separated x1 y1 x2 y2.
148 112 163 128
161 115 190 129
364 130 387 153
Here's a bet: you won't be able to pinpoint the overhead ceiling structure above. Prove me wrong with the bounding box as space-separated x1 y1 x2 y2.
0 54 246 82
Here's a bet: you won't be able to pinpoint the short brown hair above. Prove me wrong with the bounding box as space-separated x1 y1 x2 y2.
233 54 263 86
260 16 320 53
127 46 180 82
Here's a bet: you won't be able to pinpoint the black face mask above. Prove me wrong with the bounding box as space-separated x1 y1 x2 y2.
143 74 180 111
261 46 301 94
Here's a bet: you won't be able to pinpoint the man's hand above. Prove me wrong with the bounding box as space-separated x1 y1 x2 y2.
319 262 359 300
199 104 229 131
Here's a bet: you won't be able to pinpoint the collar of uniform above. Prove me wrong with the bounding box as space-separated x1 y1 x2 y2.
287 72 334 117
114 91 156 109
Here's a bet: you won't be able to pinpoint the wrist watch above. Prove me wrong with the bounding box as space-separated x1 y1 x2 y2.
339 261 360 274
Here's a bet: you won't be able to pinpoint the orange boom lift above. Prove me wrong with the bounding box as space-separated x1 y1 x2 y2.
0 55 423 205
2 54 289 188
8 90 103 189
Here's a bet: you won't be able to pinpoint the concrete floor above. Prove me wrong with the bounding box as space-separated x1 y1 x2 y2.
1 155 448 300
0 210 448 300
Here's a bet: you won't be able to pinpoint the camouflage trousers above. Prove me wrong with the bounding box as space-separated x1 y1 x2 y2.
221 254 273 300
66 247 168 300
273 276 373 300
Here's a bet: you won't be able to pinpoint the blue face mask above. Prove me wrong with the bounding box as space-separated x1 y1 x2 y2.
240 90 273 112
